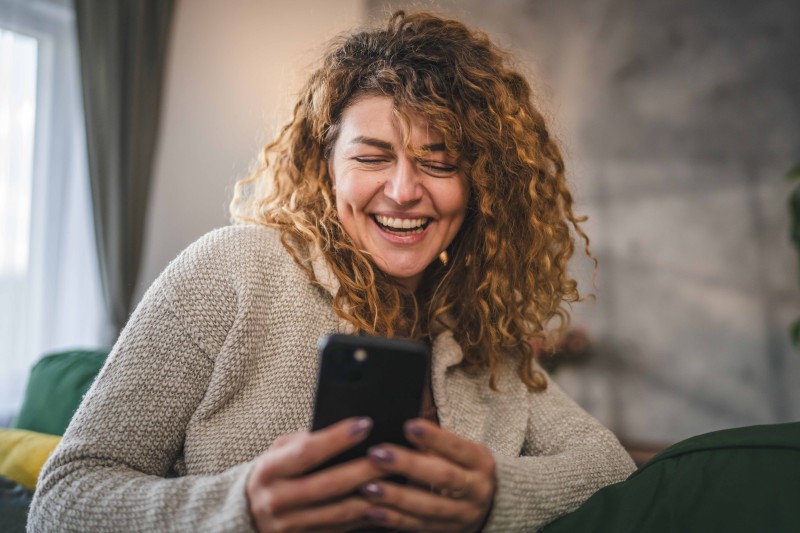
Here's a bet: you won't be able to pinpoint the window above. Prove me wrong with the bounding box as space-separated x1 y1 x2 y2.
0 0 106 420
0 28 37 279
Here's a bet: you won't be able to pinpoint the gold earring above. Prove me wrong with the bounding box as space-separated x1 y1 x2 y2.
439 250 449 266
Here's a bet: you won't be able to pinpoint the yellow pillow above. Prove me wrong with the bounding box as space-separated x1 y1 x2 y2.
0 428 61 490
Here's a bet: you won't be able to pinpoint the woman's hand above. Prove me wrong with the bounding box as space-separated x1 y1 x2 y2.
361 418 497 532
246 417 384 532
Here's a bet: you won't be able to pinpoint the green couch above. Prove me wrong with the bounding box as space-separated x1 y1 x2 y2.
11 349 109 436
0 349 108 531
541 422 800 532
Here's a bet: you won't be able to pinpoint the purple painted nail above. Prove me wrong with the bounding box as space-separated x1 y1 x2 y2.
405 420 425 438
361 482 384 497
349 417 373 437
368 446 395 463
366 508 387 522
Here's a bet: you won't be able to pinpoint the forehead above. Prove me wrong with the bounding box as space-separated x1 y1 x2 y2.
336 95 443 147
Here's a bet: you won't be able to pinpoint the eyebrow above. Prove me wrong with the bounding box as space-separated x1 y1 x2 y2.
350 136 446 152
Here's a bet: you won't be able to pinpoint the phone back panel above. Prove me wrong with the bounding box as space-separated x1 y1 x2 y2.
311 334 430 472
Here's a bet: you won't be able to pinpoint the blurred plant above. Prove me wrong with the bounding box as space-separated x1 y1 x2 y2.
789 164 800 348
534 326 592 373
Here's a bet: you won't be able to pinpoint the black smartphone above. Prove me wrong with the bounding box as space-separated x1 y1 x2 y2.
310 333 430 473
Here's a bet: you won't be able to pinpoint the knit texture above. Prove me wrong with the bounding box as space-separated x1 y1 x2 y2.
27 225 635 532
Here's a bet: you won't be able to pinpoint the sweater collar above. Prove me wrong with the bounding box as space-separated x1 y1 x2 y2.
310 249 340 299
309 251 353 335
309 250 463 368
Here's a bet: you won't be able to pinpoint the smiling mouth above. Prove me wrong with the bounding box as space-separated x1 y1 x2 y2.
372 214 431 235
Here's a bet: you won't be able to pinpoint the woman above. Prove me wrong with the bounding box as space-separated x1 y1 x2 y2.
28 11 634 532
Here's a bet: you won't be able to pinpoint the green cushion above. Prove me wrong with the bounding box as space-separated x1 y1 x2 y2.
542 422 800 533
12 349 108 436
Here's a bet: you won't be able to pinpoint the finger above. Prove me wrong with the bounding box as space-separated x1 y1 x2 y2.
366 445 488 503
265 457 385 513
256 417 373 481
404 419 493 471
365 505 427 531
270 431 306 450
360 480 475 522
266 496 372 532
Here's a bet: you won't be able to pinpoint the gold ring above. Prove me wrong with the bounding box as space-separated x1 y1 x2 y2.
449 470 473 499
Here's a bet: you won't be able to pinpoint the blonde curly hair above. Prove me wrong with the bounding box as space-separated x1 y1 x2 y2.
231 11 593 391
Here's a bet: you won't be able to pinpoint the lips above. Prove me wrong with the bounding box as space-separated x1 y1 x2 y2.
372 214 431 235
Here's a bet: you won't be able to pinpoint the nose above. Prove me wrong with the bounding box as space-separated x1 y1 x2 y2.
384 156 423 205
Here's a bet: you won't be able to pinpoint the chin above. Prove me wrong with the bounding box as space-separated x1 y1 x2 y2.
375 261 427 283
382 267 423 280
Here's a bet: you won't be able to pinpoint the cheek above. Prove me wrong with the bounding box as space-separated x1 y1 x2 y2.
334 172 383 217
437 181 470 223
338 185 372 215
444 184 470 242
336 179 374 220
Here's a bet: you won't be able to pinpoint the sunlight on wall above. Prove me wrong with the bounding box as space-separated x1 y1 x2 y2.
135 0 365 304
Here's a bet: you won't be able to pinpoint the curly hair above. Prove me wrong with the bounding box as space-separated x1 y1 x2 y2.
230 11 594 391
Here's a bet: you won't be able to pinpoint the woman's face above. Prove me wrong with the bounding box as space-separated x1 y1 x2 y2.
328 96 469 291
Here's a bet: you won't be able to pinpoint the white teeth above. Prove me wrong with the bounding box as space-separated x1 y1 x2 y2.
375 215 428 230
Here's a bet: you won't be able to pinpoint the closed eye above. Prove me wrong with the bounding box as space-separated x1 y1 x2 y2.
419 161 458 176
352 157 459 176
354 157 389 164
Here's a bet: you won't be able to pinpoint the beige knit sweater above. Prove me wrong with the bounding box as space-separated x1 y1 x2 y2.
27 225 634 532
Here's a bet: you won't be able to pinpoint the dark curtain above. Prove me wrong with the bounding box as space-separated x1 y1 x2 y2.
75 0 175 340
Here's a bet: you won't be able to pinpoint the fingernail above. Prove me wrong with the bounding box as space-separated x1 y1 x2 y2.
368 446 394 463
366 508 387 522
404 420 425 438
349 417 373 436
361 482 384 497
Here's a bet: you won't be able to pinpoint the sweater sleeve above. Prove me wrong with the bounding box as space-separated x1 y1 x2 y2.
482 372 636 532
26 276 255 532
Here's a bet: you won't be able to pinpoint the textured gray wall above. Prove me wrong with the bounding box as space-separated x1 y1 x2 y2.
367 0 800 442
